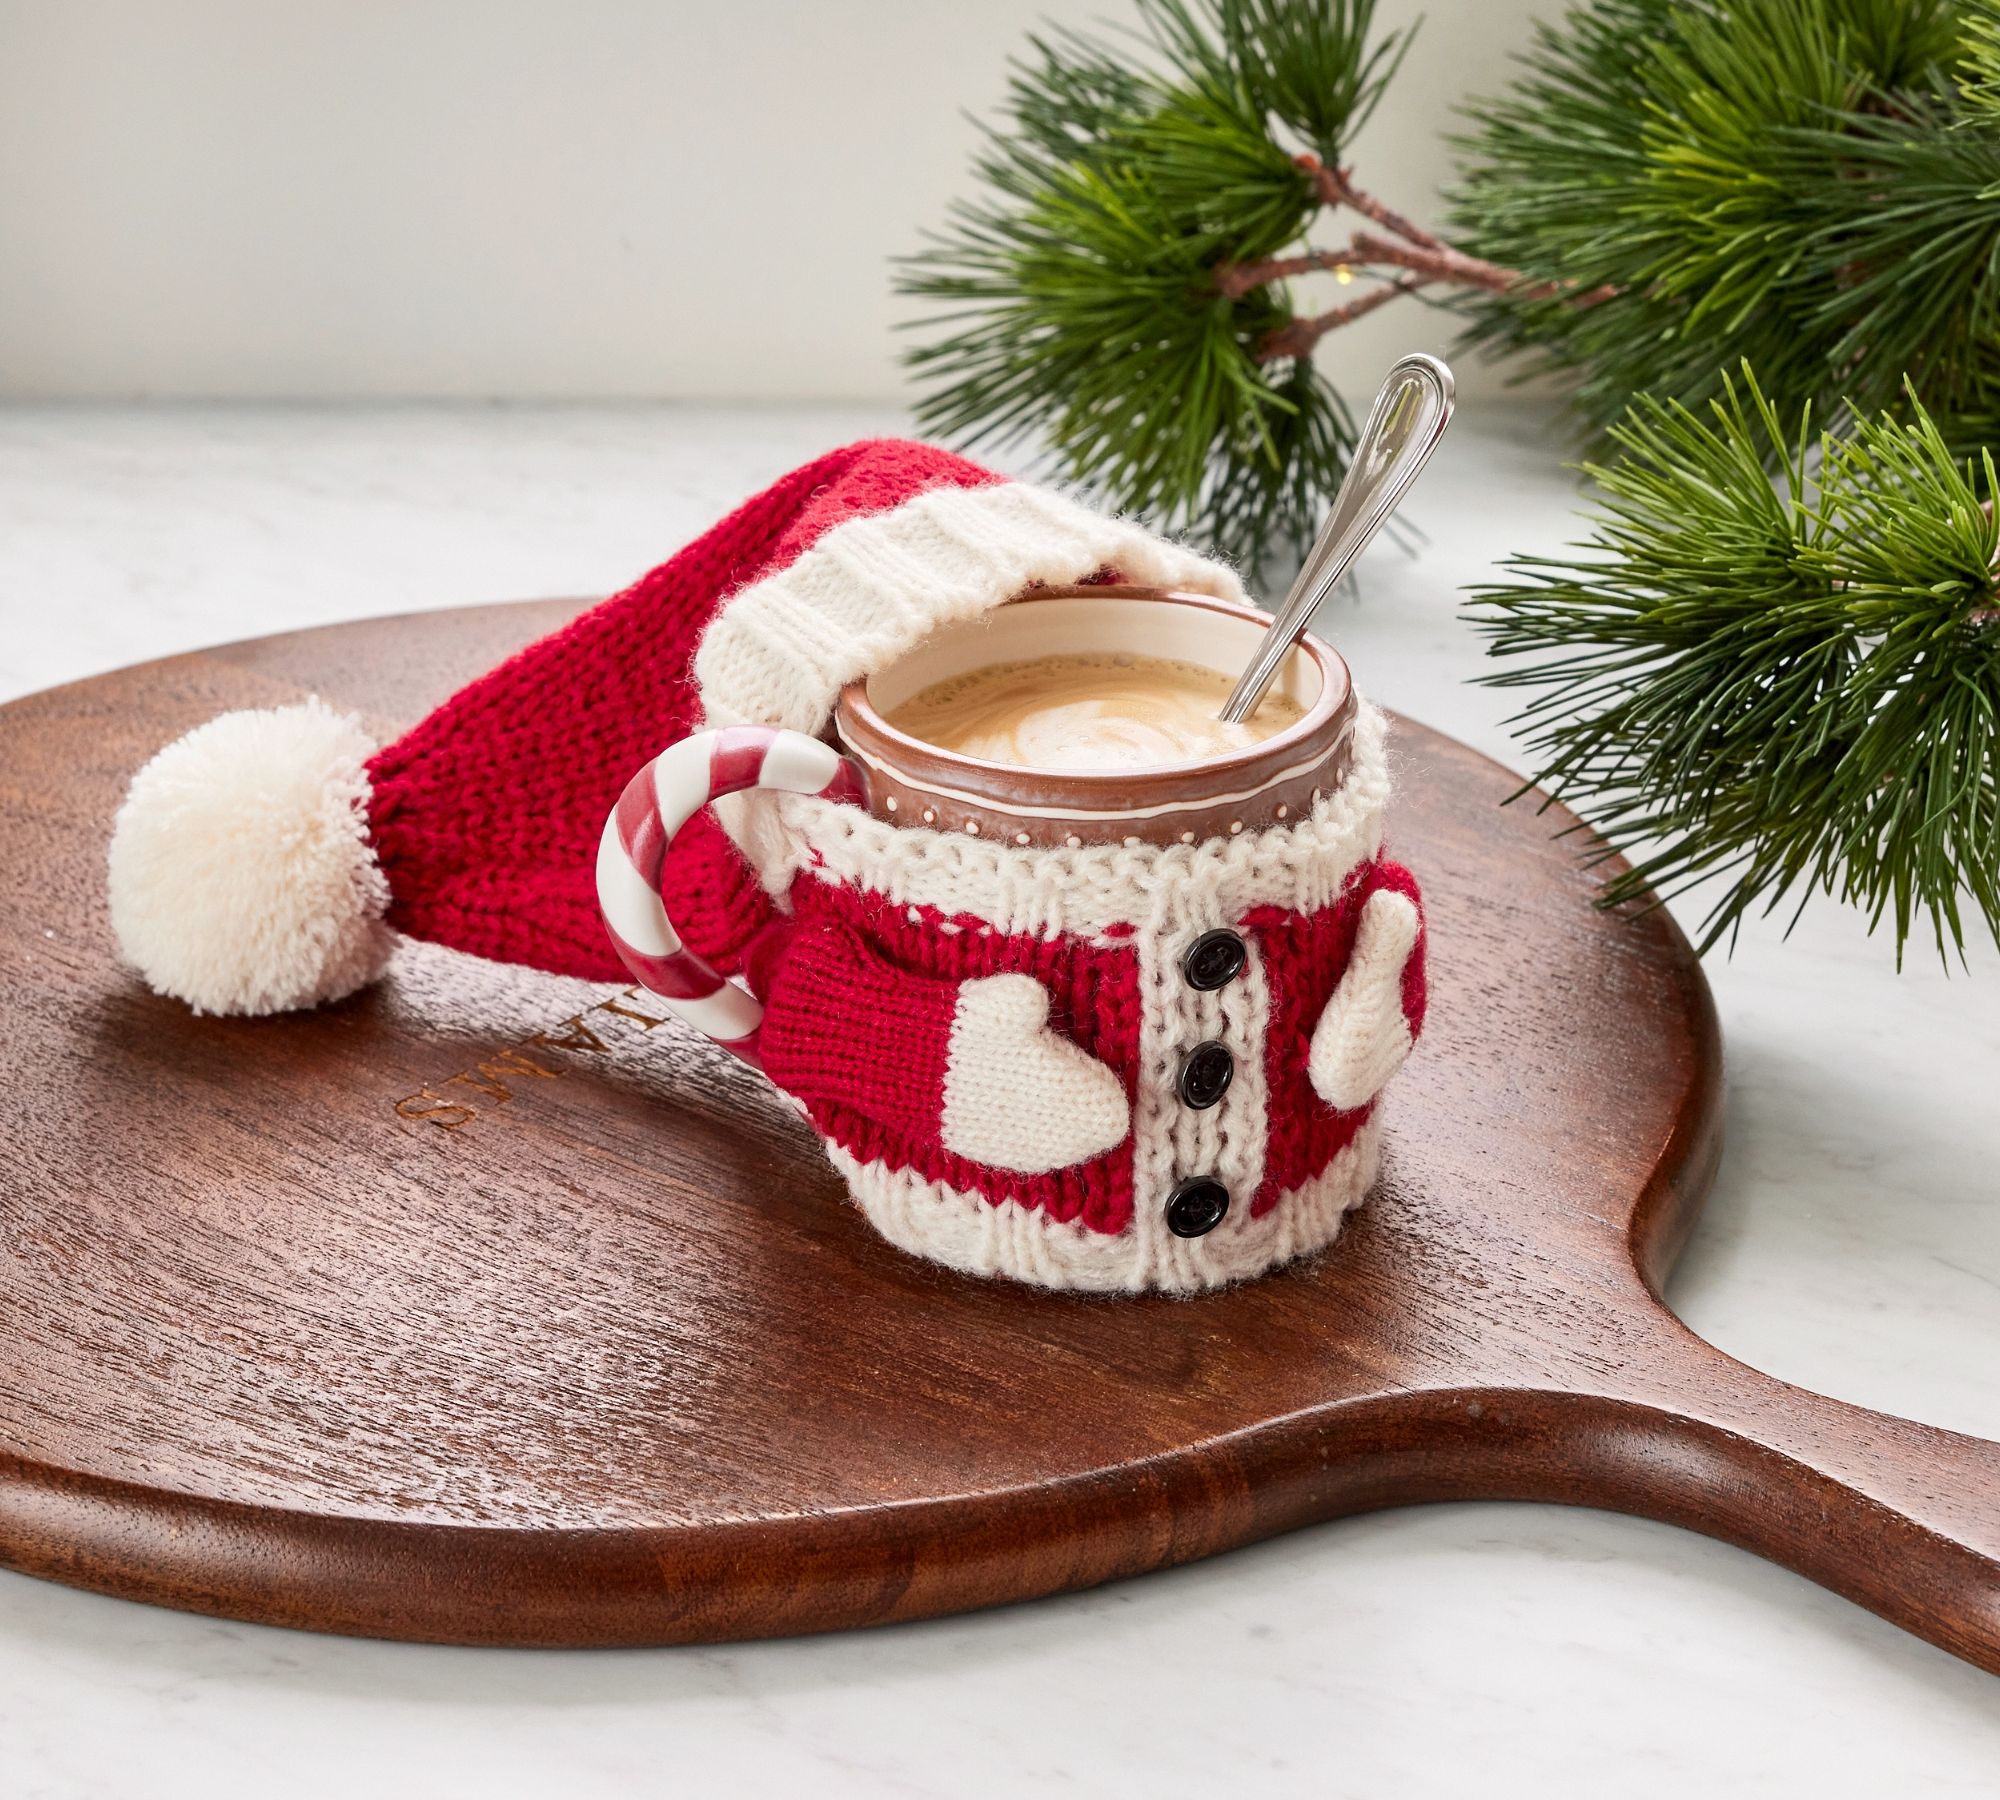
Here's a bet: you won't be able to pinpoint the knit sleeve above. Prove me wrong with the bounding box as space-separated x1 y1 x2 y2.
1307 858 1427 1113
754 919 960 1147
753 920 1129 1173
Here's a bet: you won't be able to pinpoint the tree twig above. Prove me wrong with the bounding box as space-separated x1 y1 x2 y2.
1299 155 1444 251
1215 160 1623 313
1218 231 1613 305
1215 248 1351 299
1217 236 1508 299
1345 229 1522 295
1344 231 1618 305
1255 276 1433 361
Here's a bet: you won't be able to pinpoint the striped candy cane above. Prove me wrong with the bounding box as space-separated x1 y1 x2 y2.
596 725 864 1065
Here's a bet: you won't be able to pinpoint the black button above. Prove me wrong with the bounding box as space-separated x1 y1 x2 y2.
1180 928 1246 990
1165 1177 1230 1238
1177 1041 1234 1109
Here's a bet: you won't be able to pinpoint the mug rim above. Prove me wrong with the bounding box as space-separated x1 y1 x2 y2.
834 585 1355 824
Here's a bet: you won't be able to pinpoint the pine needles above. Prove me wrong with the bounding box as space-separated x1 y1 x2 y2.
1472 372 2000 963
1449 0 2000 446
904 0 2000 571
898 0 1438 574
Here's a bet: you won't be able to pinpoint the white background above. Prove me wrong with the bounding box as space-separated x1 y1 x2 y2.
1 0 1543 401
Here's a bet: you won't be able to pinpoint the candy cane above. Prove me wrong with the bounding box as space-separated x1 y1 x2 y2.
596 725 863 1065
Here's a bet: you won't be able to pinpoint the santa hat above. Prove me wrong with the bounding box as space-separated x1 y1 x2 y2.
109 439 1246 1015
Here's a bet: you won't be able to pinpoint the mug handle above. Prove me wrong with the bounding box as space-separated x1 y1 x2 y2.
596 725 864 1064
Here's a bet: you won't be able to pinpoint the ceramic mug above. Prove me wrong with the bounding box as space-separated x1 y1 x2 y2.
596 583 1423 1294
834 585 1356 851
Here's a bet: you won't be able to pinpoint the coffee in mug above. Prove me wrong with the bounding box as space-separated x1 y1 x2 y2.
884 652 1305 771
836 587 1353 849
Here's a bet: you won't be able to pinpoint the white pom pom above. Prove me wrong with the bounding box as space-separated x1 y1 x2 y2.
108 698 392 1015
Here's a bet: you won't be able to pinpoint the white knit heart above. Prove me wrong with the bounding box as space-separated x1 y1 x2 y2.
1309 889 1421 1111
940 973 1131 1174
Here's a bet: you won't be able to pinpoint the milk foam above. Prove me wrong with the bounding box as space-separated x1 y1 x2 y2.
886 653 1305 771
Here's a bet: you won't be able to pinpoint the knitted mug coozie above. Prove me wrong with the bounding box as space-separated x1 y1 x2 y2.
107 439 1426 1294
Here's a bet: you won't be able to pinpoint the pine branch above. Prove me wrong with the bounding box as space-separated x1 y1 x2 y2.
898 0 2000 965
898 0 1430 573
1449 0 2000 442
901 0 2000 585
896 0 1616 571
1469 370 2000 964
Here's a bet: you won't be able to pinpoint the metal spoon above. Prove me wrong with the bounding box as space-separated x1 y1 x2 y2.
1218 352 1455 722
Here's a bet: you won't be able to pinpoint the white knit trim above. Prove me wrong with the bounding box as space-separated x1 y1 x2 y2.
825 1120 1381 1295
694 478 1246 738
1141 915 1274 1287
741 700 1390 941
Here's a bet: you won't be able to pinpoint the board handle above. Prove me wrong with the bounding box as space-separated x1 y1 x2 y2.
1569 1311 2000 1673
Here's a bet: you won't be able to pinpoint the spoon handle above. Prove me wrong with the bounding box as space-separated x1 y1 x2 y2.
1219 353 1455 723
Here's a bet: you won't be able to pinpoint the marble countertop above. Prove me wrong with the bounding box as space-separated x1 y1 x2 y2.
2 404 1996 1796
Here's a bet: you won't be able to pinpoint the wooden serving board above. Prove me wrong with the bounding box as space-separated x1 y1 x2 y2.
2 599 1997 1666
